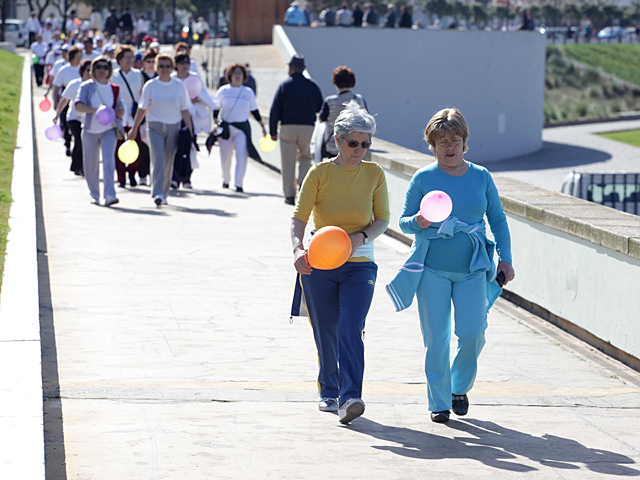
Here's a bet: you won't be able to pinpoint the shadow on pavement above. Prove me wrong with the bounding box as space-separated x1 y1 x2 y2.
35 128 68 480
349 417 639 475
481 141 612 172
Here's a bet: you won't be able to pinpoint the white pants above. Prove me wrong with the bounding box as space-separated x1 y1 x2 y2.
219 125 247 188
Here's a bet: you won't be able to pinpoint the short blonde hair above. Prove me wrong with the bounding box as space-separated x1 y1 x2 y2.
154 53 174 71
424 108 469 153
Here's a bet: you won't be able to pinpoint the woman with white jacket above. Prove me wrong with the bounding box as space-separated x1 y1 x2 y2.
170 52 215 189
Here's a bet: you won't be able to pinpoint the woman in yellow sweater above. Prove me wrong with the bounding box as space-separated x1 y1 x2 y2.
290 100 390 424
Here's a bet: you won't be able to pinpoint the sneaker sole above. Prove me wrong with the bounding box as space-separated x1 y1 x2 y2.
339 402 365 424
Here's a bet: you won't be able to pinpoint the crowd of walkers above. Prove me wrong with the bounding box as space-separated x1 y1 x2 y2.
36 25 263 207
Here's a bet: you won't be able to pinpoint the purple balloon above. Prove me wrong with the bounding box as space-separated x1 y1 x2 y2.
95 105 116 125
45 123 63 141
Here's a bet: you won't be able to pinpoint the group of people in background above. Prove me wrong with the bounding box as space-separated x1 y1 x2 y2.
285 2 415 29
35 24 263 207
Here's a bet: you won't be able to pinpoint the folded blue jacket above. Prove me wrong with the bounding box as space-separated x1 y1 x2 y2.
386 216 502 312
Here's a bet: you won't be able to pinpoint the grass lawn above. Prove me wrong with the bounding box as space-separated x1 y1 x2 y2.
563 44 640 87
598 129 640 148
0 50 24 295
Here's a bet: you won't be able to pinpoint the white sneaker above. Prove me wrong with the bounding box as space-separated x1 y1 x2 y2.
139 176 148 186
90 198 99 205
104 196 119 207
318 397 338 412
338 398 365 424
162 198 168 205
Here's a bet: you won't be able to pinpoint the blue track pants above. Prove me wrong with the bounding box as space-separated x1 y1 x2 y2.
416 266 487 412
301 262 377 406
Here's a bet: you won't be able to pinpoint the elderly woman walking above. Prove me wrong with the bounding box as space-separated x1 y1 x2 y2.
129 54 193 206
291 100 389 424
75 56 125 206
386 108 515 423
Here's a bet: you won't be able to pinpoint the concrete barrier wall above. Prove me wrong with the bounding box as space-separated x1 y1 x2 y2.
275 25 546 163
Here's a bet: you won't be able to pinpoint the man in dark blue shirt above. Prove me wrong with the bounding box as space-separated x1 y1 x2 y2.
269 55 323 205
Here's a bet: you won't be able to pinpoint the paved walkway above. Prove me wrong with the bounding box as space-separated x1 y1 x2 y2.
29 66 640 479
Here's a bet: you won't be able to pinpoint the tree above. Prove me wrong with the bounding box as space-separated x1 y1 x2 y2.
471 2 489 27
562 3 582 27
541 3 560 28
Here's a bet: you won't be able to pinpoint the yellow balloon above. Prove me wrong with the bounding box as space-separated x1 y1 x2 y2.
60 33 66 39
193 34 200 41
118 140 139 165
259 136 276 153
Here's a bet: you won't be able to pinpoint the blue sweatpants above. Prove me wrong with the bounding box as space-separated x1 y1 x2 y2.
301 262 377 406
416 266 487 412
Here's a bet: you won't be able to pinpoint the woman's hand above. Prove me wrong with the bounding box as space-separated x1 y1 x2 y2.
260 124 267 138
349 232 365 257
116 108 124 119
415 213 431 229
497 261 515 286
294 248 312 275
129 126 138 140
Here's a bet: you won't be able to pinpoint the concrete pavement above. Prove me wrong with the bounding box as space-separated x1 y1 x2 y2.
28 66 640 479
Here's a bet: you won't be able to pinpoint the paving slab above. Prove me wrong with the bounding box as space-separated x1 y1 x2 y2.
28 60 640 480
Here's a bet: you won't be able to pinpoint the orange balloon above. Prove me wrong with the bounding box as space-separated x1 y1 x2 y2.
308 226 352 270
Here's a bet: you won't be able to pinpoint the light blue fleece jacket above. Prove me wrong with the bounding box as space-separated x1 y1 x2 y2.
386 162 512 312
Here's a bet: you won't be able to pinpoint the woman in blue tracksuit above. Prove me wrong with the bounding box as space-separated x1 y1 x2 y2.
386 108 515 423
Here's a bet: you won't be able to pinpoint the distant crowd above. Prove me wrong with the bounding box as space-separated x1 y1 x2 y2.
284 1 420 29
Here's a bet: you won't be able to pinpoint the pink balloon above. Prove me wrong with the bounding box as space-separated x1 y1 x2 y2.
420 190 453 223
45 123 62 141
39 97 51 112
95 105 116 125
183 76 202 98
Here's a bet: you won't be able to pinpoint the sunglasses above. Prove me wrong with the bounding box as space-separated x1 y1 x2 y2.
341 138 372 149
157 64 173 69
94 64 110 70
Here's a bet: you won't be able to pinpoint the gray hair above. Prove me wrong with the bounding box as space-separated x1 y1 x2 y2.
334 100 376 139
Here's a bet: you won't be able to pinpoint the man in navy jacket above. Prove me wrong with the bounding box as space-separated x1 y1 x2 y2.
270 55 323 205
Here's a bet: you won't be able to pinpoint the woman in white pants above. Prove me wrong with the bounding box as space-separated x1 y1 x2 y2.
213 63 266 192
75 56 125 206
129 54 193 206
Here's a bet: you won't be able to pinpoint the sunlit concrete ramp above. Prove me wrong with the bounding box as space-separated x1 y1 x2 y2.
24 48 640 480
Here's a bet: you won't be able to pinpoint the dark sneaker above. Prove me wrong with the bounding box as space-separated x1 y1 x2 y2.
452 394 469 416
430 410 450 423
284 196 295 205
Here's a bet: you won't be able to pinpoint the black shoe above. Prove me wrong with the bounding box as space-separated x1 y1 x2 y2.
430 410 450 423
452 394 469 416
129 174 137 187
118 181 126 188
222 183 229 189
154 196 162 206
284 196 295 205
236 186 244 193
74 170 83 176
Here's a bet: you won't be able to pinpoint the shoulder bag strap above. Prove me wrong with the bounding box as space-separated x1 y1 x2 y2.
119 71 136 103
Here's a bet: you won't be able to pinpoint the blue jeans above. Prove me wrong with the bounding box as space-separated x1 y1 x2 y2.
301 262 377 406
416 266 488 412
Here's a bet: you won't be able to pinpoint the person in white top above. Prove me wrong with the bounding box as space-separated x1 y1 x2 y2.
54 59 92 175
90 7 103 30
213 63 267 192
75 56 125 206
53 46 82 156
135 14 149 47
81 37 100 61
30 34 48 86
47 13 61 31
336 4 353 26
26 12 42 45
111 45 144 188
40 22 54 44
129 54 193 206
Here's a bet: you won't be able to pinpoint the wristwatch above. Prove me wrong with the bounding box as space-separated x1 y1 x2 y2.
362 231 369 244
